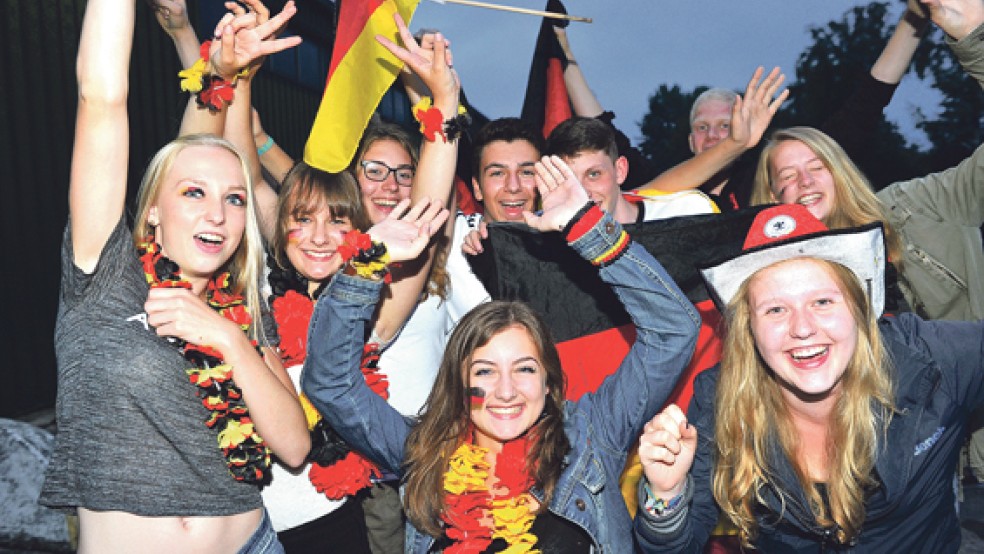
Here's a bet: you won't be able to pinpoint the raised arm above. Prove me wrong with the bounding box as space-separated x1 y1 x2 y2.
70 0 134 273
871 0 929 85
638 67 787 194
372 16 462 341
148 0 200 68
930 0 984 87
302 199 450 474
553 25 604 117
526 156 701 453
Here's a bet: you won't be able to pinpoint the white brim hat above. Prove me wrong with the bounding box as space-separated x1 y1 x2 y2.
699 204 886 316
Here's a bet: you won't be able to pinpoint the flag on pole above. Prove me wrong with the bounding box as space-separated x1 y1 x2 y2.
520 0 573 138
304 0 420 172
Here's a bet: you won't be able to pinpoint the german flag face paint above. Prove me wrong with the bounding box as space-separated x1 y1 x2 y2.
468 387 486 410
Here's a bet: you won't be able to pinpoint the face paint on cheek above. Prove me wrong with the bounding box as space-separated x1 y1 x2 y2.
468 387 486 410
287 228 303 244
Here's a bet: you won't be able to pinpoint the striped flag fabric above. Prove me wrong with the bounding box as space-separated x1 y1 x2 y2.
304 0 420 172
520 0 573 138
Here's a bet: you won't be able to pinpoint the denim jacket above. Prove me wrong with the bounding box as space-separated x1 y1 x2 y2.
635 314 984 553
302 212 700 553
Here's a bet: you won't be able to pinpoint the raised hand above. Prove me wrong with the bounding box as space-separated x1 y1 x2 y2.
731 66 788 151
376 14 459 109
639 404 698 500
147 0 191 35
523 156 591 232
366 197 450 263
210 0 302 80
922 0 984 40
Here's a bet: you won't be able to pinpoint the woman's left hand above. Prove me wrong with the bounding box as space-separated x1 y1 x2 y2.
523 155 591 232
366 197 450 263
376 14 460 109
144 287 244 352
210 0 301 80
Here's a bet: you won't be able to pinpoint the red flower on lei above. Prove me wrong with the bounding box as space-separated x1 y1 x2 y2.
271 290 314 367
271 290 390 500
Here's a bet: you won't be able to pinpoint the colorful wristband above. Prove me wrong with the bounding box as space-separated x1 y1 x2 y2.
257 136 275 156
338 230 391 283
411 97 471 143
643 481 686 517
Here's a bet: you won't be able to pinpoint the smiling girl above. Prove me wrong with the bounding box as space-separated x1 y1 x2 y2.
39 1 310 552
635 204 984 553
303 155 700 553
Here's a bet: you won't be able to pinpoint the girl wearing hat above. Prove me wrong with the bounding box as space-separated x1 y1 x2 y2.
749 1 984 321
635 203 983 552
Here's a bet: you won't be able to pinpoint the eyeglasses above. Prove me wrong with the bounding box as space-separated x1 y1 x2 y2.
360 160 415 187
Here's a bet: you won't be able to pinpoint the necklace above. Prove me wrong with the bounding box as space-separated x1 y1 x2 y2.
268 259 389 499
441 437 539 553
137 238 271 484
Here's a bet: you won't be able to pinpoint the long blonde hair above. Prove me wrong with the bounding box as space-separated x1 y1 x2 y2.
132 134 266 341
713 258 895 547
751 127 903 265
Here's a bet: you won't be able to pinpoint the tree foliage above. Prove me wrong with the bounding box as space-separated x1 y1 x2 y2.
638 0 984 189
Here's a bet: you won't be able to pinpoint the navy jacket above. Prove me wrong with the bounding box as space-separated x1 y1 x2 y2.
636 314 984 553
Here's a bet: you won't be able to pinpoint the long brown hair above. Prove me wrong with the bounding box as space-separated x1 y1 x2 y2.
751 127 904 265
403 301 570 537
350 121 450 300
712 258 895 547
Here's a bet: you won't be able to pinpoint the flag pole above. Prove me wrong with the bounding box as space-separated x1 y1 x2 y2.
431 0 592 23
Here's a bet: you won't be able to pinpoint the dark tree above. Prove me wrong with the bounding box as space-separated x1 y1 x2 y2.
636 1 983 190
638 84 705 174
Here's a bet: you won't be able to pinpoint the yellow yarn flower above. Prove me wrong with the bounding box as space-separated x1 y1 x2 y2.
299 393 322 431
218 420 256 449
444 443 490 495
178 58 207 93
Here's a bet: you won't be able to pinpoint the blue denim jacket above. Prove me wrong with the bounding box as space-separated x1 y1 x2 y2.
302 212 700 553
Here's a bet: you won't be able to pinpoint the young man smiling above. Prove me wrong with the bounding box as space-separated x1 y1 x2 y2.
545 117 716 224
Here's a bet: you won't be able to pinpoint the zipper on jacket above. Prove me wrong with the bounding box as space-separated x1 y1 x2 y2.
908 245 968 290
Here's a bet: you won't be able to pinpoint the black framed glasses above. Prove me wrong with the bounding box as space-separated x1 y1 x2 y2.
360 160 415 187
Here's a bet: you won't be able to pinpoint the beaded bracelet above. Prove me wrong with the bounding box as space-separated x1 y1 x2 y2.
338 230 391 282
643 481 686 517
411 97 471 143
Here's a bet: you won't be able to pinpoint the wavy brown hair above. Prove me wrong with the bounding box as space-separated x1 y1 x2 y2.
712 258 895 548
751 127 903 266
403 301 570 537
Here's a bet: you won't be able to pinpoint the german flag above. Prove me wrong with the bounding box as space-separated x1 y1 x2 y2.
304 0 420 172
469 207 766 531
520 0 572 139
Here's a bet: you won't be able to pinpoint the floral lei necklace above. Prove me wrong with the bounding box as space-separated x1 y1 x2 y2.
267 258 389 499
442 436 540 553
137 238 271 484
